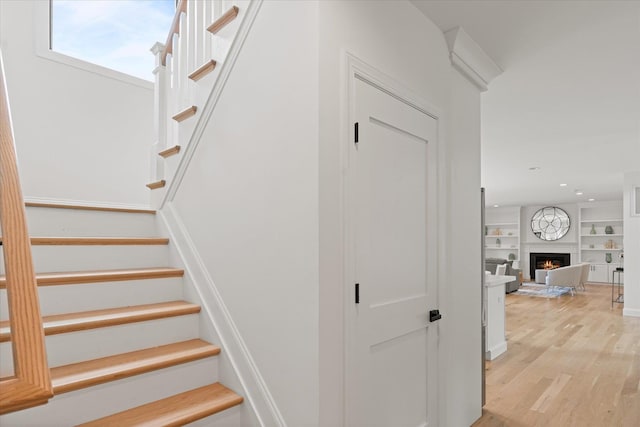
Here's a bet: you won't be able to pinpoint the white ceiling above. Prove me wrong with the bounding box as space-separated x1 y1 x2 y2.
412 0 640 207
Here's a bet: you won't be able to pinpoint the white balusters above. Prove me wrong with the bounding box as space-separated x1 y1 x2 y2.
150 0 244 200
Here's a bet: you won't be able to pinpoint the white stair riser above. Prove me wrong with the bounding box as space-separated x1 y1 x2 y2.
0 245 169 274
188 404 242 427
0 314 200 376
0 277 184 319
0 357 218 426
24 207 158 237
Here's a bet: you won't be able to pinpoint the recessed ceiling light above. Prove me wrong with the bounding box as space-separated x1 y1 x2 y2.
493 205 500 208
575 190 584 196
588 198 595 202
560 183 567 187
528 167 541 171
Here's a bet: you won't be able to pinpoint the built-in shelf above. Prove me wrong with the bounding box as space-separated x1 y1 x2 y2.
578 201 624 283
484 206 521 263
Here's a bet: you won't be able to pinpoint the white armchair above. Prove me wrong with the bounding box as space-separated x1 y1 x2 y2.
545 264 585 294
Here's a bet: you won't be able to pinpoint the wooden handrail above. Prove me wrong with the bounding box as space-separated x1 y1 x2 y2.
0 51 53 413
161 0 188 66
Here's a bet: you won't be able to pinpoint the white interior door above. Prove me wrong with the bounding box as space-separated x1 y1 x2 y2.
348 77 439 427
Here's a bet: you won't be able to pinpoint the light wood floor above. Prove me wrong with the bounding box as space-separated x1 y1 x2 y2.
473 283 640 427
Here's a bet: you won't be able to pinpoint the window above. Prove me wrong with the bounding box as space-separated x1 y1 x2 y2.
46 0 174 83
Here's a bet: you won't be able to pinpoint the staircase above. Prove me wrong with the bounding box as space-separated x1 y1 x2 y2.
148 1 247 208
0 203 243 425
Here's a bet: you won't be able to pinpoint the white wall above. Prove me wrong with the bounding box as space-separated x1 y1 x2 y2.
318 1 481 426
169 1 320 425
623 171 640 317
162 1 483 425
0 1 152 207
443 70 483 426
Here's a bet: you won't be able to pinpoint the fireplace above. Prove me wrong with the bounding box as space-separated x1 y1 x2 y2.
529 252 570 279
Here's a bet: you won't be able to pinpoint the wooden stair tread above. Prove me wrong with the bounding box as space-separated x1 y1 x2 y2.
158 145 181 158
0 267 184 289
0 301 200 342
25 202 155 214
76 382 242 427
0 237 169 246
50 339 220 395
188 59 217 81
207 6 239 34
172 106 197 122
146 180 166 190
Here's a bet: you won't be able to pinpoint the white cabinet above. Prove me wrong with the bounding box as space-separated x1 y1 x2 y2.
485 206 521 262
484 276 510 360
587 263 621 284
588 264 609 283
578 201 624 283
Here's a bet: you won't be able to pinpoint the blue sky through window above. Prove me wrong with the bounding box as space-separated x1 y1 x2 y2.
51 0 175 81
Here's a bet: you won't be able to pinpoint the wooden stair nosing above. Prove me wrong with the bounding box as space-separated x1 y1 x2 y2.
0 267 185 289
50 339 220 395
76 382 242 427
158 145 181 158
172 106 197 122
0 301 201 342
0 237 169 246
207 6 239 34
25 202 155 214
146 180 166 190
188 59 217 81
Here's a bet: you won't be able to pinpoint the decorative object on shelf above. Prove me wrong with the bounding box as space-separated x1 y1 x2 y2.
496 238 501 247
508 253 516 261
531 206 571 241
508 232 513 236
605 253 612 263
605 225 614 234
604 239 616 249
590 224 597 234
589 244 595 248
485 226 488 236
493 227 502 236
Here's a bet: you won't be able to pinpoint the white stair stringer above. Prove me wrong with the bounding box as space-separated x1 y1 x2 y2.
0 357 218 426
158 202 282 427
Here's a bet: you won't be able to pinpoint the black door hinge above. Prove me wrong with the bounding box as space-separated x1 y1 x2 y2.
354 122 359 144
355 283 360 304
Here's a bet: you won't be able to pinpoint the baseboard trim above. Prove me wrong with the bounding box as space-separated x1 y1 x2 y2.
623 308 640 317
159 202 285 427
485 341 507 360
24 197 154 213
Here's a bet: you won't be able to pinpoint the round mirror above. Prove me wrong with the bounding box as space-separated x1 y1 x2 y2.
531 206 570 241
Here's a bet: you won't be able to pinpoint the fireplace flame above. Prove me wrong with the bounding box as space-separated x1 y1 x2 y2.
543 260 556 270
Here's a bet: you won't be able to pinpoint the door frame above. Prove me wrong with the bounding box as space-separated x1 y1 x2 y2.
341 51 445 427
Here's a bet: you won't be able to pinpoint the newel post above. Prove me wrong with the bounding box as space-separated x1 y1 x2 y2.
150 42 167 183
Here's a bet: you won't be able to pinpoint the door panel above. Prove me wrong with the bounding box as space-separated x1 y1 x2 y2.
349 77 438 427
